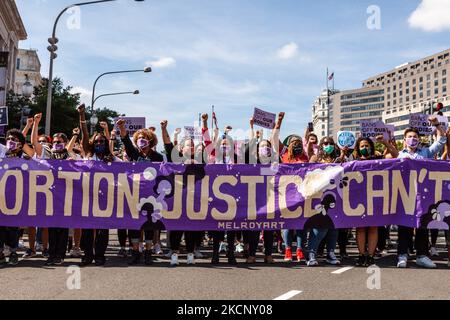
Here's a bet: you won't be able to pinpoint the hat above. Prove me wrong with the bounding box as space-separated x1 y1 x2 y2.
283 134 302 147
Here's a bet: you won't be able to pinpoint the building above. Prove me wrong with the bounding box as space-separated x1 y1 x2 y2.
0 0 27 99
311 89 339 140
15 49 42 95
312 49 450 140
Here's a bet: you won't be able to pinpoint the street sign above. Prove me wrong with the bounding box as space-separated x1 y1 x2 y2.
0 106 8 126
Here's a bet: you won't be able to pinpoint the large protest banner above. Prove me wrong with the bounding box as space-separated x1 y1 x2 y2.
0 158 450 231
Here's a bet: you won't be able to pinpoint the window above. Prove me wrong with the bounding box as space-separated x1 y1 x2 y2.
399 83 403 89
443 70 447 76
443 86 447 93
387 87 390 92
427 74 431 81
406 88 410 94
16 58 20 70
427 82 431 89
387 94 391 99
420 77 423 82
413 94 417 100
406 81 409 87
427 90 431 97
322 124 325 129
434 80 439 86
420 92 423 98
435 88 439 95
406 96 410 102
413 79 417 85
435 72 439 78
322 131 325 137
443 78 447 84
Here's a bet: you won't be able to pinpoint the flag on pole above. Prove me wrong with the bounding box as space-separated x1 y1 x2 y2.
328 72 334 81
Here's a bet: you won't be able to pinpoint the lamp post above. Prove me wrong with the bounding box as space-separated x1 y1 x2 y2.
45 0 146 136
90 112 99 135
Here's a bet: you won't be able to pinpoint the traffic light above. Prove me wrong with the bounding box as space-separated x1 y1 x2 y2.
435 102 444 112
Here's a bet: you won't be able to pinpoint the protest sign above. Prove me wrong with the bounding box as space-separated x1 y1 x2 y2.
336 131 356 149
184 126 203 141
360 120 392 140
253 108 276 129
113 117 146 136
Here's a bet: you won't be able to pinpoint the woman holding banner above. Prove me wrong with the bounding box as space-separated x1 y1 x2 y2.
116 116 163 266
353 135 398 267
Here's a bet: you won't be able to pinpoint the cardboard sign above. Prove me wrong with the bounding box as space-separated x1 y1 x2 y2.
408 114 448 136
0 106 8 126
114 117 146 137
336 131 356 149
184 126 203 141
360 120 392 141
253 107 276 129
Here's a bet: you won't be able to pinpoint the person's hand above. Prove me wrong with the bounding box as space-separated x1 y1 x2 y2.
340 146 349 157
26 117 34 127
77 104 86 114
375 134 386 144
174 128 181 135
72 127 80 135
116 118 126 128
212 112 217 120
34 113 42 124
110 130 116 138
250 117 254 128
160 120 168 130
429 116 440 126
201 113 208 121
278 112 285 122
99 121 108 130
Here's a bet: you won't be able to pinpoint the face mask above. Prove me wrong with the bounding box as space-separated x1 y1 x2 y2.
360 147 371 157
52 143 65 151
405 137 420 148
323 145 335 155
6 140 19 151
137 138 150 149
259 147 272 157
292 145 303 156
94 145 106 154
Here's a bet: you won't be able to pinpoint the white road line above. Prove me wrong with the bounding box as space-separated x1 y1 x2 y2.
331 266 354 274
273 290 303 300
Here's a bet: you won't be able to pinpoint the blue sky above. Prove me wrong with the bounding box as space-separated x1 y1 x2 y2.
16 0 450 139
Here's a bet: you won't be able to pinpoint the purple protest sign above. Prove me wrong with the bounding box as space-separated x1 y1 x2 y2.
113 117 146 137
0 158 449 230
253 107 276 129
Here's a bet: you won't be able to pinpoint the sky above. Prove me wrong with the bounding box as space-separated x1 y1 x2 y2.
15 0 450 139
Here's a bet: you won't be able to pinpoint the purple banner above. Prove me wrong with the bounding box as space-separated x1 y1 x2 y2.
0 158 450 231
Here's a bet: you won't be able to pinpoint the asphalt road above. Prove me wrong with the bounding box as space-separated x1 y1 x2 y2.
1 231 449 300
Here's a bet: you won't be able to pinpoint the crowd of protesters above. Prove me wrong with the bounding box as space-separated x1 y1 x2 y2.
0 104 449 269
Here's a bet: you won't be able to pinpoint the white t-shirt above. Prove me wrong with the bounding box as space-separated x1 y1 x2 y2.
0 143 6 158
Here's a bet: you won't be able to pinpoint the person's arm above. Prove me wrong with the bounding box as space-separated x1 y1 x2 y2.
77 104 90 155
249 117 255 140
116 118 139 161
271 112 285 155
428 116 447 156
22 117 33 138
99 121 110 140
376 134 399 159
160 120 171 145
31 113 43 157
173 128 181 146
67 127 79 153
442 128 450 160
309 154 318 163
108 129 116 155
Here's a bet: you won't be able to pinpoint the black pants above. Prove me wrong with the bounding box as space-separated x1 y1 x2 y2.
398 226 428 256
337 229 349 253
118 229 131 248
377 226 389 251
128 229 154 245
169 231 198 253
82 229 109 261
248 231 274 257
48 228 69 260
429 229 439 246
211 231 236 254
0 227 20 251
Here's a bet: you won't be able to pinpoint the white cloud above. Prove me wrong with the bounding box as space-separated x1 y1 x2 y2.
408 0 450 32
147 57 176 69
276 42 299 60
70 86 92 99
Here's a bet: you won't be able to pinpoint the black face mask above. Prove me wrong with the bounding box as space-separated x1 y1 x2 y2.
292 146 303 156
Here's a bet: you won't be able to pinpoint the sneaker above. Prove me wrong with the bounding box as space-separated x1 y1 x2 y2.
356 254 367 267
23 248 37 259
128 250 141 265
69 248 82 258
139 243 144 253
44 258 56 266
284 247 293 262
416 255 437 269
170 253 179 266
42 249 49 258
18 240 25 249
164 250 173 258
264 256 275 264
235 243 244 253
8 252 19 265
397 254 408 268
366 255 376 266
3 246 10 257
307 252 318 267
54 258 64 266
296 248 305 262
35 243 43 252
80 258 93 267
187 253 195 265
246 256 256 264
219 242 228 253
144 250 153 265
117 248 127 258
153 243 163 255
194 249 204 259
430 247 439 257
326 252 341 265
94 259 105 267
0 253 6 265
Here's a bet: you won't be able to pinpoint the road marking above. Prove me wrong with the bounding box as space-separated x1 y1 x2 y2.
273 290 302 300
331 266 354 274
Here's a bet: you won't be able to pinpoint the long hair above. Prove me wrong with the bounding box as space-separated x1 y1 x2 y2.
316 137 338 162
287 137 303 161
132 129 158 149
87 132 113 161
354 137 375 159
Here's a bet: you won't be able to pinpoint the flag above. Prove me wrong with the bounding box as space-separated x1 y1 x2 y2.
328 72 334 81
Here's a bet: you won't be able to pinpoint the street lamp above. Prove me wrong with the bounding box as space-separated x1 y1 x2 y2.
90 112 99 135
22 75 33 98
45 0 146 136
91 67 151 114
93 90 140 107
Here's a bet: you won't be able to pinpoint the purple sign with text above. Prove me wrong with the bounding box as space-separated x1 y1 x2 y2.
0 158 449 230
